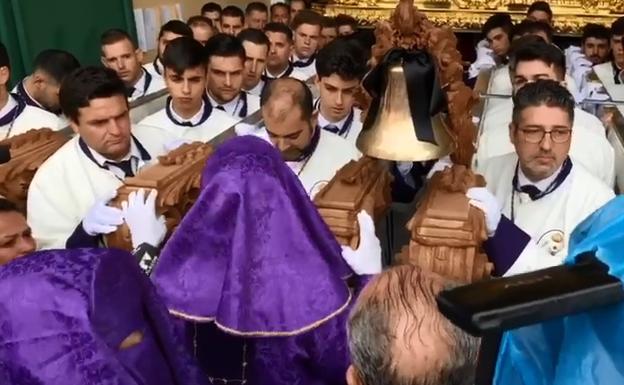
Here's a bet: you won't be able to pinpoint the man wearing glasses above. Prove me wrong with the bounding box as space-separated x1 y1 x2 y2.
466 79 614 277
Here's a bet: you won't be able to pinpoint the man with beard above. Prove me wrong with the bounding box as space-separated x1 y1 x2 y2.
144 20 193 81
593 17 624 84
566 24 611 97
238 28 270 96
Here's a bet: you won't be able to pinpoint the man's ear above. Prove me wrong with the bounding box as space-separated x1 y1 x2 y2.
0 66 9 87
347 365 363 385
69 119 80 135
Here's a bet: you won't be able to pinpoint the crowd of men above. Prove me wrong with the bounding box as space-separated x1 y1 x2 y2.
0 0 623 384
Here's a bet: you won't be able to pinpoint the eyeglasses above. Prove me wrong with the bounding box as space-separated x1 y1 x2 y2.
518 128 572 144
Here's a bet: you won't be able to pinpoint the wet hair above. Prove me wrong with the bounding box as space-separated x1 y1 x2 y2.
527 1 553 19
187 15 213 28
316 38 367 80
201 2 221 15
482 13 513 38
0 42 9 69
612 17 624 37
162 37 207 74
222 6 244 23
512 79 575 125
59 66 126 123
512 19 553 43
32 49 80 85
245 2 268 15
509 37 566 78
291 9 322 31
204 33 245 62
237 28 270 49
158 20 193 40
264 22 293 41
261 77 313 121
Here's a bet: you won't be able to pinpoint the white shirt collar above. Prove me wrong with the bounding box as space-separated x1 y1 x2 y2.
292 53 313 64
86 139 141 167
0 94 18 119
207 92 241 116
244 80 264 96
130 70 147 99
518 163 563 191
265 65 291 79
19 78 44 108
169 99 206 126
317 108 351 129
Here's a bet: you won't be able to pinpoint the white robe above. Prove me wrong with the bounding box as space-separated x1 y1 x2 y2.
593 61 619 86
27 136 164 250
317 107 364 148
480 153 614 274
135 105 238 151
207 92 260 119
477 98 614 186
291 54 317 82
0 98 61 138
128 71 166 102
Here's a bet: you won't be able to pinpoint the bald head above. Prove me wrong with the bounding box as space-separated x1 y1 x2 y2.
347 266 479 385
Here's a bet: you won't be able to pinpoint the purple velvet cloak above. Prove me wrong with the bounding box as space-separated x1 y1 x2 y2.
0 248 208 385
151 135 356 385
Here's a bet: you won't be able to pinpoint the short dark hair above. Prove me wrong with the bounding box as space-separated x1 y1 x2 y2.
512 19 553 43
187 15 213 28
0 198 19 214
162 37 206 75
245 2 268 15
0 42 9 69
204 33 245 62
482 13 513 37
509 37 566 77
158 20 193 40
270 2 290 15
201 2 221 15
348 266 479 385
316 39 367 80
581 23 610 43
222 6 244 22
100 28 137 51
261 78 313 121
291 10 322 31
32 49 80 85
335 14 358 30
237 28 270 48
59 66 127 123
612 17 624 37
264 22 293 41
321 16 337 29
527 1 553 18
512 79 574 125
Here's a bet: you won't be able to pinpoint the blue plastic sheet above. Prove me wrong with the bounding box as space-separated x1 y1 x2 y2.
494 195 624 385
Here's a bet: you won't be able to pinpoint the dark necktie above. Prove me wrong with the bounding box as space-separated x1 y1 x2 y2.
518 185 542 200
126 87 136 98
105 159 135 178
323 124 340 134
216 105 226 111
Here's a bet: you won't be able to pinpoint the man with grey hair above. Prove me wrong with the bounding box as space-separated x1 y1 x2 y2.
347 265 479 385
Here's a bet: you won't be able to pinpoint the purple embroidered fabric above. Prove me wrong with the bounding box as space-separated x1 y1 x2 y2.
0 248 208 385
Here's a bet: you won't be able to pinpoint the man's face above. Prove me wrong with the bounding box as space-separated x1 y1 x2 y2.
582 37 610 65
247 10 267 30
271 6 290 24
192 24 214 46
0 211 35 266
263 106 313 161
612 34 624 68
266 31 292 70
70 95 132 161
293 23 320 58
203 11 221 31
510 105 571 181
319 27 337 49
338 25 355 36
527 11 551 25
158 31 185 58
222 16 243 36
242 41 268 89
486 27 511 58
165 66 207 110
317 74 359 121
207 56 244 104
512 60 559 93
101 39 143 86
290 1 305 21
32 70 62 112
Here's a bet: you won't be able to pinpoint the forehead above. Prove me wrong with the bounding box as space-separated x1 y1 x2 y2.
249 9 267 17
0 211 27 234
486 27 506 39
518 104 572 125
296 23 321 34
165 66 206 77
584 36 609 44
102 39 134 55
243 41 268 56
266 31 289 43
209 55 244 68
77 95 128 121
161 31 183 42
321 73 359 87
514 60 557 77
528 10 550 21
222 15 243 24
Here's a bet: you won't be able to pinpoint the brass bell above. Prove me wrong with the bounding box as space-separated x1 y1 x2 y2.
356 62 453 161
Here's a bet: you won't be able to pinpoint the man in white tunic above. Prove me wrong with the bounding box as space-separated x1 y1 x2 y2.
314 38 366 147
27 67 164 250
593 17 624 85
136 37 238 151
290 10 322 81
0 44 60 138
467 13 512 80
260 77 360 197
470 80 614 276
144 20 193 81
100 29 165 102
238 28 270 96
263 23 308 83
478 38 614 187
205 34 260 119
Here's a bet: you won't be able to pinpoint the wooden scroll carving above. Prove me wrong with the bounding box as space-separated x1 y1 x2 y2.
0 128 69 211
367 0 490 283
106 142 213 250
314 156 393 249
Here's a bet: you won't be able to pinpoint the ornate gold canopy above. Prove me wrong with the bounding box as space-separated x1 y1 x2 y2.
315 0 624 34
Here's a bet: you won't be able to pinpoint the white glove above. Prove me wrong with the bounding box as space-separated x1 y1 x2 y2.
466 187 501 237
121 189 167 249
83 190 124 236
341 211 382 275
427 155 453 179
164 138 192 152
